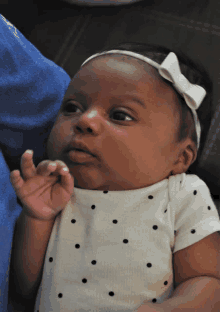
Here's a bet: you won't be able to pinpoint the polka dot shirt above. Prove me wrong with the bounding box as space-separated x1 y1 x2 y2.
34 173 220 312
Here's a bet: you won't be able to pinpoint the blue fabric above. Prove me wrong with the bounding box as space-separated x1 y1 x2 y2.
0 15 71 311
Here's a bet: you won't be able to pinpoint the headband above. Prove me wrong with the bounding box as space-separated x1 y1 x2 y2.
82 50 207 150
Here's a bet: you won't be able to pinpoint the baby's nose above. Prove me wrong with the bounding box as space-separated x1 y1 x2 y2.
75 126 93 134
73 109 103 135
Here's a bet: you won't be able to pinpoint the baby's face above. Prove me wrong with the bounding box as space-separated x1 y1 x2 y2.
47 55 183 191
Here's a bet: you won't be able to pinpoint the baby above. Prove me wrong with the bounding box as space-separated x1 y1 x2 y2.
10 43 220 312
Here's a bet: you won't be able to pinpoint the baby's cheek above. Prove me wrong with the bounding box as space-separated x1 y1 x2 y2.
48 120 74 158
46 136 55 160
46 129 61 159
51 121 66 143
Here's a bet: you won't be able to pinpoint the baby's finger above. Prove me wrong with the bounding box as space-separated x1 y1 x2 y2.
60 172 74 196
20 150 36 180
52 160 69 176
37 160 69 177
36 160 58 176
10 170 24 192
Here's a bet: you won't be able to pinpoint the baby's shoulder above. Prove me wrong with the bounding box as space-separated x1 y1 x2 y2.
168 173 211 204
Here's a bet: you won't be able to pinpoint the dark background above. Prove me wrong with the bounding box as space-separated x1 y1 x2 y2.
1 0 220 201
2 3 220 311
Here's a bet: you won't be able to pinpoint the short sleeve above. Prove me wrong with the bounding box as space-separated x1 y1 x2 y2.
172 174 220 253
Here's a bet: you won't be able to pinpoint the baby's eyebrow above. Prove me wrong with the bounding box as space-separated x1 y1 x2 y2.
63 90 146 109
122 95 146 109
63 91 88 104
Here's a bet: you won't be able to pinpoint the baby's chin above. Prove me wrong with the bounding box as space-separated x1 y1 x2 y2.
72 176 142 191
69 165 160 191
72 172 127 191
70 168 110 191
73 179 108 191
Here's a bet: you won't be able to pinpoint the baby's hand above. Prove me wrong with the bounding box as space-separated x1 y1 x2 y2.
10 150 74 221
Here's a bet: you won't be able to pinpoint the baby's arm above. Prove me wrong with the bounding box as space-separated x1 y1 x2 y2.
9 210 56 308
9 150 74 307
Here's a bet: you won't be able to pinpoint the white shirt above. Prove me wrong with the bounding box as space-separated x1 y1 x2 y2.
34 173 220 312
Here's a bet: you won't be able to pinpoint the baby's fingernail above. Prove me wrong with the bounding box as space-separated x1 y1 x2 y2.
26 150 33 154
63 167 69 172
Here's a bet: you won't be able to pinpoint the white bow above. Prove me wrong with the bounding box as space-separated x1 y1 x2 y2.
158 52 206 111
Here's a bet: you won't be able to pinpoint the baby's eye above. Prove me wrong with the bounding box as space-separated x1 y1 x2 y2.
111 111 133 121
63 103 82 114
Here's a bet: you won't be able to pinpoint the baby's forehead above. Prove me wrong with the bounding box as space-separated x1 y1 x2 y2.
67 55 180 112
78 54 159 81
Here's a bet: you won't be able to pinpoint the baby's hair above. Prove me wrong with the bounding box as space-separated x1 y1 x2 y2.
98 42 213 169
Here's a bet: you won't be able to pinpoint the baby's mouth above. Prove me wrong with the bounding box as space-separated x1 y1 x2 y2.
66 140 96 157
67 149 95 163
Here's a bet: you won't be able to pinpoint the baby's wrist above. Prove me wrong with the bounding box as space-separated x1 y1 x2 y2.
16 211 56 243
21 208 56 224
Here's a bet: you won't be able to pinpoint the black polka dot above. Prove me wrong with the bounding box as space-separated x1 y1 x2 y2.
71 219 76 223
180 181 182 183
113 219 118 224
153 225 158 230
146 263 152 268
208 206 211 210
123 239 129 244
193 190 197 195
152 298 157 303
103 191 108 194
75 244 80 248
174 230 177 234
191 229 196 234
49 257 53 262
164 209 167 213
58 293 63 298
87 127 92 133
91 205 96 209
109 291 114 296
91 260 97 265
82 278 87 283
148 195 153 199
164 281 168 285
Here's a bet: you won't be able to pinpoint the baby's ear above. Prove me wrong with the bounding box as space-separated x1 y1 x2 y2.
172 140 197 175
